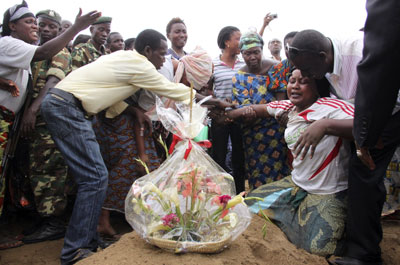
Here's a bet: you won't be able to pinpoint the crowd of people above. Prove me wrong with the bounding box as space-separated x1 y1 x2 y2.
0 0 399 265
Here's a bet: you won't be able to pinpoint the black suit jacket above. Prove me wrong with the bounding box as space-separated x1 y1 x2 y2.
354 0 400 148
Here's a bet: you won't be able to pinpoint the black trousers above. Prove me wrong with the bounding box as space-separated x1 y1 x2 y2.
346 111 400 262
210 122 245 193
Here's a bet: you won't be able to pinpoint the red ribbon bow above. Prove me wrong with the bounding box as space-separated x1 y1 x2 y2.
169 134 212 160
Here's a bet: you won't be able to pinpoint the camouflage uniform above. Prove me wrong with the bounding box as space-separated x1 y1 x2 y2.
30 47 71 217
0 107 14 215
71 39 108 70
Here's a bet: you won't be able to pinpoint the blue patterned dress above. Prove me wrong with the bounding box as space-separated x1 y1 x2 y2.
232 62 290 189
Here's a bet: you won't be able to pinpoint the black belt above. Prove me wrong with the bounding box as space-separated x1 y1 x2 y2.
48 87 80 105
48 87 89 117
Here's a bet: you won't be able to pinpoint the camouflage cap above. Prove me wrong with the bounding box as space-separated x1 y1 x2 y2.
36 9 62 25
92 16 112 25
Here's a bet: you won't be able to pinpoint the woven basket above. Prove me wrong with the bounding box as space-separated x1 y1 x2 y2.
148 236 232 253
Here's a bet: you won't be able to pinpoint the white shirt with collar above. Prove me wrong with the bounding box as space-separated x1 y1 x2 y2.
325 32 364 102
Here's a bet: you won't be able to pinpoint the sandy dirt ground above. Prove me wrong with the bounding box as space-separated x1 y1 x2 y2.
1 213 399 265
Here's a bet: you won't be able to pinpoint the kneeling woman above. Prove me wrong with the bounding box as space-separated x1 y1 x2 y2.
227 69 353 256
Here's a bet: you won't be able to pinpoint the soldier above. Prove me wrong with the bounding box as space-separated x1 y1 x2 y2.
71 16 111 70
19 9 71 244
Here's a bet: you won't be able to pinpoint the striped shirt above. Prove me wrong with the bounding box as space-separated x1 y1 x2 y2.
326 32 364 102
267 98 354 194
212 56 245 100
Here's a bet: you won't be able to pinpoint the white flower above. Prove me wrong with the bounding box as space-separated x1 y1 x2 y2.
131 198 142 214
223 212 238 228
142 182 163 198
163 187 180 207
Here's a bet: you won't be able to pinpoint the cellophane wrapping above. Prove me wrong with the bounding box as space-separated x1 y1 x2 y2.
125 97 252 253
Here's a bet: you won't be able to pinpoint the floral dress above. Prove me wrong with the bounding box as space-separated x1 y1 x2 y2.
232 62 290 189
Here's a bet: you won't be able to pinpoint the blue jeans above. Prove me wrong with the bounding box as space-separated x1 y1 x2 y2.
41 93 108 263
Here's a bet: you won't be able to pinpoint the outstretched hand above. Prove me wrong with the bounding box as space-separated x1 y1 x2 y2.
73 9 102 31
241 106 257 123
202 97 237 110
208 109 233 125
218 99 237 110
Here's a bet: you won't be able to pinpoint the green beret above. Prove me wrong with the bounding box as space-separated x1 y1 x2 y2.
92 16 112 25
36 9 62 25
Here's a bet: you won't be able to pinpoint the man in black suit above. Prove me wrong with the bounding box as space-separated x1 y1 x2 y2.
330 0 400 264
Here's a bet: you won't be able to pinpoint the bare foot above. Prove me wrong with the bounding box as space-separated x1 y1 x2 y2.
97 224 117 237
97 209 117 236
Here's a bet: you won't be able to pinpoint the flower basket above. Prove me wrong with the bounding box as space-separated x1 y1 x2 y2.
148 235 232 253
125 96 252 253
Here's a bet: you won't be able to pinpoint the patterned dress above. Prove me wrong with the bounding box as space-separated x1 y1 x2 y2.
232 62 290 189
247 176 347 256
92 112 161 212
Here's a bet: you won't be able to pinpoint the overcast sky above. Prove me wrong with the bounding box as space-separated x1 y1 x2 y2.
1 0 367 58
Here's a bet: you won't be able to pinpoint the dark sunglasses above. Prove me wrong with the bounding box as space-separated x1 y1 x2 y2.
286 43 320 56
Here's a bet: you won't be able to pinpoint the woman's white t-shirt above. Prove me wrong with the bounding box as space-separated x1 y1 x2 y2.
0 36 37 113
266 98 354 194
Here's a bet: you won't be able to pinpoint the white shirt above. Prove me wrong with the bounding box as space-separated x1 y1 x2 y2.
267 98 354 194
158 54 174 82
325 32 364 102
0 36 37 113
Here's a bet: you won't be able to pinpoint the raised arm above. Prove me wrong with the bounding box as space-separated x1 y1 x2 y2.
259 12 275 37
33 9 101 61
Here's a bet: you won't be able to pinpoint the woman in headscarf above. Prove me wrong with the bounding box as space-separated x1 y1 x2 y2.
0 0 100 249
231 31 291 189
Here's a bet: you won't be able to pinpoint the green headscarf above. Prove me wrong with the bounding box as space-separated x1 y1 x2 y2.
239 31 264 52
